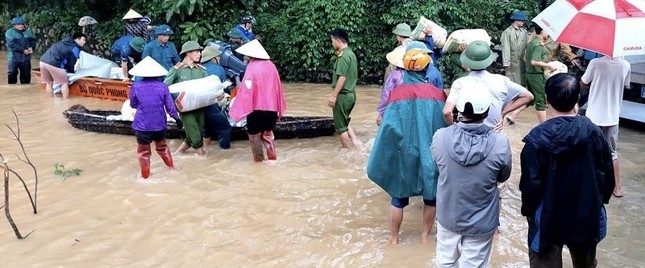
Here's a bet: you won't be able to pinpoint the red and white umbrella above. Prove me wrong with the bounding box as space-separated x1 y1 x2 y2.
534 0 645 57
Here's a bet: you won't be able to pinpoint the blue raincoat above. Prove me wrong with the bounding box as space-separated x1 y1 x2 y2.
367 82 446 200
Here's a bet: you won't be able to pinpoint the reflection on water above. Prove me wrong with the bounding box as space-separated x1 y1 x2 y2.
0 56 644 267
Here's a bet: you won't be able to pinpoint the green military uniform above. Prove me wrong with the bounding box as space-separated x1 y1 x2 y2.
501 25 528 85
331 47 358 134
525 38 548 111
164 65 208 148
449 52 469 83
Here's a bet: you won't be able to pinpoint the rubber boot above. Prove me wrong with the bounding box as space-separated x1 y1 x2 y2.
248 134 265 162
261 130 277 160
155 139 174 168
137 144 152 179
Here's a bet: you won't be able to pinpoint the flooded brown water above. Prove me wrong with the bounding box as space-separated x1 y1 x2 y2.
0 55 644 267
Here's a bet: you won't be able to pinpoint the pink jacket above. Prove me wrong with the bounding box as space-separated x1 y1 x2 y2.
229 59 287 122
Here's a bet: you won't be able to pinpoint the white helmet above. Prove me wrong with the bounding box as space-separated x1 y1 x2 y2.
456 85 492 115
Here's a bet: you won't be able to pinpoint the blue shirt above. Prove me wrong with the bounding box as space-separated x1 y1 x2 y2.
111 35 140 62
424 35 444 67
60 47 80 69
235 24 255 42
426 64 444 89
202 61 228 81
141 39 181 70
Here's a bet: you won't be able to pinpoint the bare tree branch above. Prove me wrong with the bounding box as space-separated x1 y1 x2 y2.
6 111 38 213
2 154 24 239
8 169 36 213
14 154 29 165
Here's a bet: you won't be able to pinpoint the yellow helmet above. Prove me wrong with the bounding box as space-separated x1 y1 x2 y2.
403 49 431 71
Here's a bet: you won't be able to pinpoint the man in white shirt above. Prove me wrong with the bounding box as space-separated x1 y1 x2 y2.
581 56 631 198
443 41 534 130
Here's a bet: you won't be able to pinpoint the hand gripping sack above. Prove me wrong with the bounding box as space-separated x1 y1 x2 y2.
411 16 448 48
168 75 229 112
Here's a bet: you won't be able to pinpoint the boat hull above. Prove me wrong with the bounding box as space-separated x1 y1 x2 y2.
62 108 336 140
31 69 131 102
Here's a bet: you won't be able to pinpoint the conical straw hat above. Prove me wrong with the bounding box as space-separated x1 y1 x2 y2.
386 46 405 68
129 56 168 77
122 9 143 20
235 39 270 59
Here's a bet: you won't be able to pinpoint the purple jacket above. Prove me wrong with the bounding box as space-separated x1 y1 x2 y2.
377 68 405 116
130 79 180 131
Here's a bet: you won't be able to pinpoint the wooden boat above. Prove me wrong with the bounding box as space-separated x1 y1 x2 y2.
31 69 131 102
62 105 336 140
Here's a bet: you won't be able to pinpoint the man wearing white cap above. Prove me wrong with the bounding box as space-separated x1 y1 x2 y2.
432 86 512 267
229 40 286 161
128 56 182 179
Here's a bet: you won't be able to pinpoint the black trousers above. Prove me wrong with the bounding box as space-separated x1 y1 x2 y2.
529 244 597 268
8 60 31 84
135 130 166 145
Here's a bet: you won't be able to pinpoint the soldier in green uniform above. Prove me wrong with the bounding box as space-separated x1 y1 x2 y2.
328 28 359 149
164 41 208 156
384 23 412 81
506 26 554 124
448 43 469 84
501 11 528 85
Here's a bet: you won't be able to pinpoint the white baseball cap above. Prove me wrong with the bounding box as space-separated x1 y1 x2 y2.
456 86 492 115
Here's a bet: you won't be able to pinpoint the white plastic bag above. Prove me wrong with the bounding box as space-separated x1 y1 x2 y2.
168 75 230 112
443 29 492 53
411 16 448 48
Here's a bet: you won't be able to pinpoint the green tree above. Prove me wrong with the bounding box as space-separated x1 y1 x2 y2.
3 0 554 84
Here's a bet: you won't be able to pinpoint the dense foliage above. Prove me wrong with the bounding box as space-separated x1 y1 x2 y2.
2 0 554 84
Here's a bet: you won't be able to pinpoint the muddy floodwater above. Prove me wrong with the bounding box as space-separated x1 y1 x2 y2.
0 56 644 267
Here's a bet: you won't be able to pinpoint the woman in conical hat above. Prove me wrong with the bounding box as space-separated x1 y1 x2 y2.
229 40 286 161
376 46 405 126
367 41 447 244
122 9 153 41
129 56 183 179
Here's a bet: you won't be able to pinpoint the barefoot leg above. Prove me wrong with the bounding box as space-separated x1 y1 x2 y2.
175 142 190 154
422 205 436 243
613 159 623 197
194 147 204 156
389 205 403 245
45 82 54 96
61 83 70 99
347 126 359 145
536 110 547 124
339 131 355 149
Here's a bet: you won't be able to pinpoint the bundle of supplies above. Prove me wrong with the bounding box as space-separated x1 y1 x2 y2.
442 29 492 53
168 75 232 112
410 16 448 48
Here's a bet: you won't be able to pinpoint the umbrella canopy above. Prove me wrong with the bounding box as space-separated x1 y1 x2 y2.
533 0 645 57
